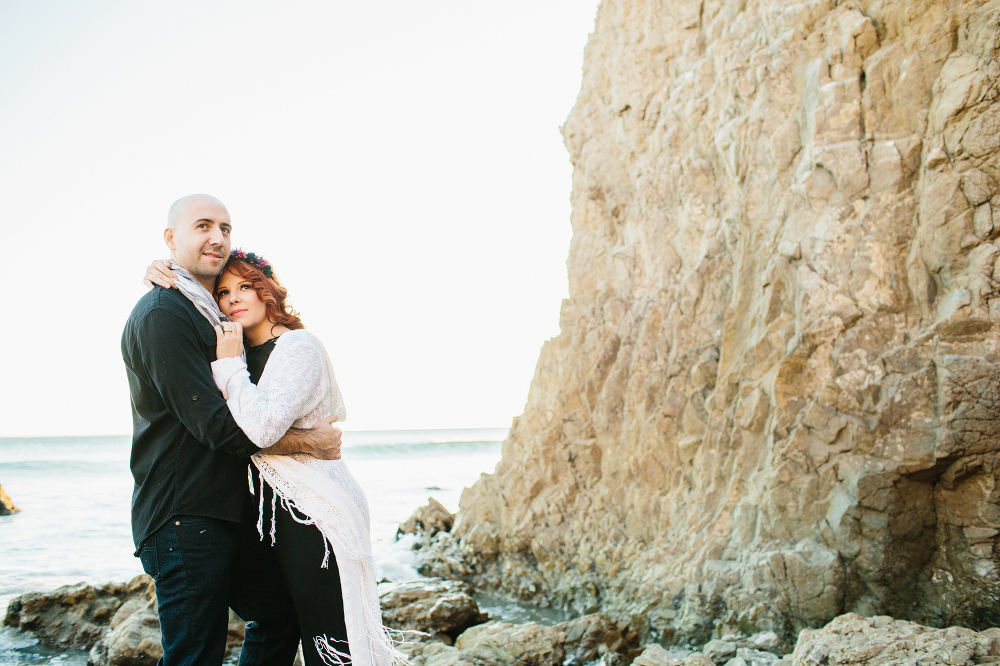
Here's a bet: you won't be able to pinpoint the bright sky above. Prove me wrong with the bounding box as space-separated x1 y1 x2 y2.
0 1 599 437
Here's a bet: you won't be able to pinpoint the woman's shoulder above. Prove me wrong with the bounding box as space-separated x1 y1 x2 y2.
273 329 327 356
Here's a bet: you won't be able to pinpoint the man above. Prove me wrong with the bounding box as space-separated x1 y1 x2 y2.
122 194 338 665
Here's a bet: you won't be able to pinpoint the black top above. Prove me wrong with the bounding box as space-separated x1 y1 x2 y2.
121 286 259 551
246 337 279 384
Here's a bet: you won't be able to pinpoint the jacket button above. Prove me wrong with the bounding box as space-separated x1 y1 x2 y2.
192 395 198 401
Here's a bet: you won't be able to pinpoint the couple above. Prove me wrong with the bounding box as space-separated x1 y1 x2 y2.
122 194 402 666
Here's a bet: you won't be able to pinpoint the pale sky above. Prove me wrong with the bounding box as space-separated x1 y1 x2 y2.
0 1 599 437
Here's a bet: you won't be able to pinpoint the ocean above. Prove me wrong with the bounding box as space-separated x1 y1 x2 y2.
0 429 509 664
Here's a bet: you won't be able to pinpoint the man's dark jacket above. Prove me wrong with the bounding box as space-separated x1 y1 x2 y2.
122 285 258 551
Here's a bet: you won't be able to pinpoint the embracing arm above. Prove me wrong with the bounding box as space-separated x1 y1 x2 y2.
212 334 338 455
270 420 342 459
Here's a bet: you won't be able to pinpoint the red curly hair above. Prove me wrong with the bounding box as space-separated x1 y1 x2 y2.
217 257 304 331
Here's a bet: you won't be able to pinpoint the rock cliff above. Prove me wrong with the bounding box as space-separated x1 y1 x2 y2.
456 0 1000 644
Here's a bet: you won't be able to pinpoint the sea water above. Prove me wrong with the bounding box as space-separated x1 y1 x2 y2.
0 429 509 664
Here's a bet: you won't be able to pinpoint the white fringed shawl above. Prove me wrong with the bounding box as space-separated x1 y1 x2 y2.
211 330 407 666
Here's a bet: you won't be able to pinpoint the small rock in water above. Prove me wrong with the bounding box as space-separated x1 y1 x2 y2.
397 497 454 539
0 484 19 515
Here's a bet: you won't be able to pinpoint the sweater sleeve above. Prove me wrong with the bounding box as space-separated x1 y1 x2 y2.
211 335 328 448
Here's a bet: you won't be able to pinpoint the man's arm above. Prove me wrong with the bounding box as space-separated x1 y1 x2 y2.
266 416 342 460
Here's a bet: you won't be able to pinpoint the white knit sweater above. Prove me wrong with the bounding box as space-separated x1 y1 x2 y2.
212 330 403 666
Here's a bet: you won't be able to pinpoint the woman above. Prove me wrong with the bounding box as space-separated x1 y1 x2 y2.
147 251 403 666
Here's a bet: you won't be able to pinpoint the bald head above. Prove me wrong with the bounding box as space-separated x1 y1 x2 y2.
163 194 233 289
167 194 228 230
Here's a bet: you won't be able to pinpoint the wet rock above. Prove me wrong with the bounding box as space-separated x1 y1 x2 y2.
379 578 487 641
3 575 153 650
791 613 1000 665
398 498 454 539
417 531 475 581
0 484 20 515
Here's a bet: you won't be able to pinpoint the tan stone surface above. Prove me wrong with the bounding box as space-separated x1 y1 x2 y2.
790 613 1000 665
456 0 1000 644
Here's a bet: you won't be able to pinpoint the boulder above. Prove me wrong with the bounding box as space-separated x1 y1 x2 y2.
0 484 20 515
379 578 487 641
632 645 685 666
553 612 641 663
398 498 455 539
454 621 566 666
790 613 1000 665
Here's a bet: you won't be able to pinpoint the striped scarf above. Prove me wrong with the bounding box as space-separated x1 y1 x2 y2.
168 260 229 327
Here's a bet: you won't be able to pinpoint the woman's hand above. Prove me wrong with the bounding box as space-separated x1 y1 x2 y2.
215 322 244 359
144 259 178 290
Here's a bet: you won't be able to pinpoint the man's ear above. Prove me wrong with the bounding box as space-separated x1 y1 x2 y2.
164 227 176 251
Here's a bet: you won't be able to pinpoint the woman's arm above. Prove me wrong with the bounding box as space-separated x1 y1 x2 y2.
212 334 330 448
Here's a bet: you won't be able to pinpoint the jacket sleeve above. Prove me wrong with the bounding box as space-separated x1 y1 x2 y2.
211 335 328 448
137 307 258 458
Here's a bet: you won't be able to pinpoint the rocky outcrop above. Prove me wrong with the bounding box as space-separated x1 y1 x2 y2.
3 577 246 665
0 484 20 515
3 576 153 650
456 0 1000 644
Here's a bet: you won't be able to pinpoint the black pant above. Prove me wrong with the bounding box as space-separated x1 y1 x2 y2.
139 514 300 666
257 474 351 665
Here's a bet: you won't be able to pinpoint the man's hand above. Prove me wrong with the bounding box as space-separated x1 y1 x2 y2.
267 416 342 459
304 416 343 460
144 259 178 290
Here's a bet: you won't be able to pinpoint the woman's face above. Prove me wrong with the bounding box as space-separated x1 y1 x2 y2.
215 270 268 331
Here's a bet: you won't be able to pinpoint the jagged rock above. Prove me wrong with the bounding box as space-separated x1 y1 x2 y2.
88 598 161 666
632 644 684 666
455 0 1000 644
379 578 487 641
3 575 153 650
790 613 1000 665
399 498 455 539
554 612 641 663
703 639 737 663
417 531 476 581
0 484 20 515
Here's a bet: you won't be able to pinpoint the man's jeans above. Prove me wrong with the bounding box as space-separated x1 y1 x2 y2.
139 515 300 666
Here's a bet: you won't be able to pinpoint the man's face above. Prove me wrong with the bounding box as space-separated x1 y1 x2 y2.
164 197 232 284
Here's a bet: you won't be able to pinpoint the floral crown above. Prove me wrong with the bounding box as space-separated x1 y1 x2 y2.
229 248 274 279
